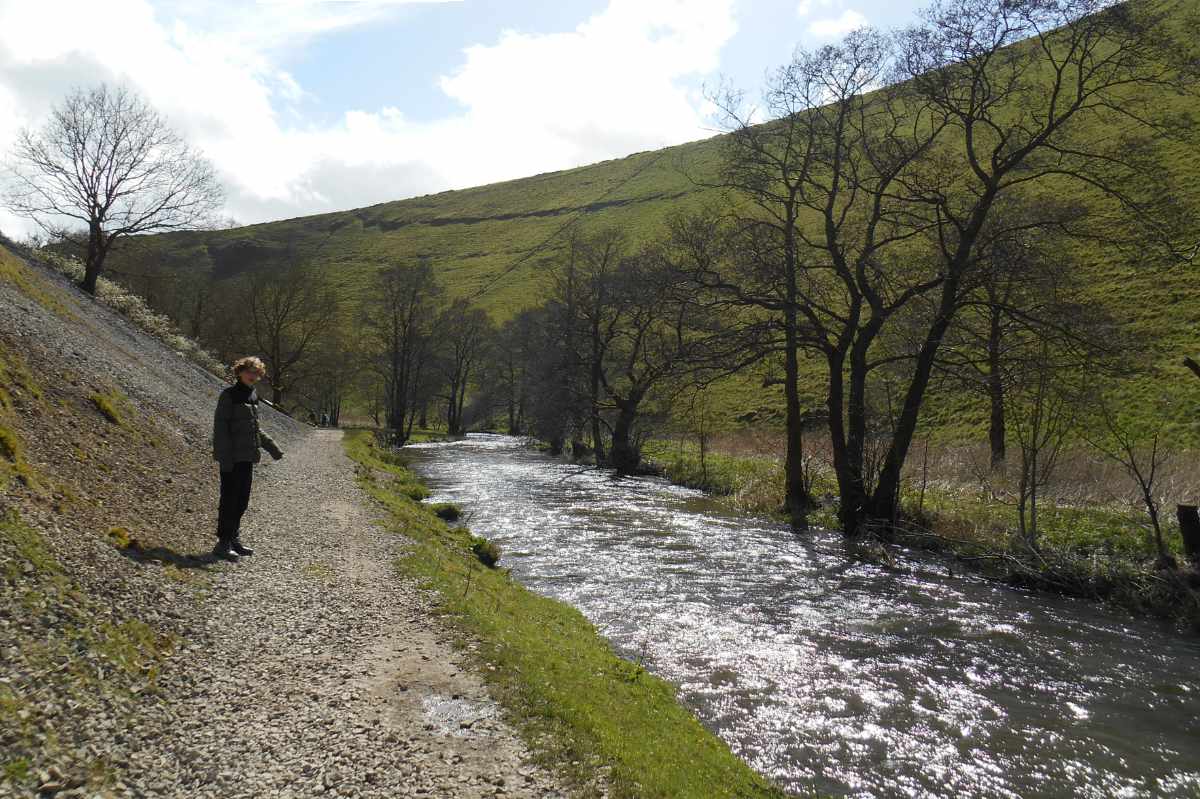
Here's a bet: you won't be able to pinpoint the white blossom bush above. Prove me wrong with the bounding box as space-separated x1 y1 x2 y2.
38 251 225 377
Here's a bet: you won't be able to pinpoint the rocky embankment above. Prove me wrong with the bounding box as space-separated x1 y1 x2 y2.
0 244 572 798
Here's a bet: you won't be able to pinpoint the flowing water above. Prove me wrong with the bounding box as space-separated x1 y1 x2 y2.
404 434 1200 799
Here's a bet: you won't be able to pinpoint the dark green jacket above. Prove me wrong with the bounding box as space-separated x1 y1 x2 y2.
212 382 283 472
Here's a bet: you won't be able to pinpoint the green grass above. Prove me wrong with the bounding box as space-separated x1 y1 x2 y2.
0 244 73 319
0 342 42 490
1 509 60 580
0 341 42 413
342 429 788 799
89 390 128 426
405 427 454 444
0 423 38 491
642 439 786 512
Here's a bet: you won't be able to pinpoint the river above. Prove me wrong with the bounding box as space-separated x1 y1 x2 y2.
404 434 1200 799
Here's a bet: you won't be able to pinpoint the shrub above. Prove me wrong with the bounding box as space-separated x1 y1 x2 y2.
106 526 135 550
431 502 463 522
469 535 501 568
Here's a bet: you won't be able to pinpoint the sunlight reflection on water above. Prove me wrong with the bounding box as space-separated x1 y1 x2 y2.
405 434 1200 799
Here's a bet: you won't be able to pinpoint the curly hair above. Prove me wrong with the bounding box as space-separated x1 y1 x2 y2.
232 356 267 378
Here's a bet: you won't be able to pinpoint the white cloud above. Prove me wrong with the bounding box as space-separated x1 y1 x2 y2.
807 8 868 39
0 0 735 238
796 0 837 18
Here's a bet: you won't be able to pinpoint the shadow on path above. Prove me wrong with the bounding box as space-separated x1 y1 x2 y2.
118 542 218 570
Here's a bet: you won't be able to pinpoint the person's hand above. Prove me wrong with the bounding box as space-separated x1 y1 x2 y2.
271 450 284 461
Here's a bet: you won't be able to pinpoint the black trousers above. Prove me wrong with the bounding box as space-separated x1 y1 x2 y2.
217 461 254 542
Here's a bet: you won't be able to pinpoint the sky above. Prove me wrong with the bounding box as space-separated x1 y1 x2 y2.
0 0 926 238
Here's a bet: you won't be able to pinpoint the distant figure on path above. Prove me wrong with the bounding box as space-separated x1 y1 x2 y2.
211 356 284 561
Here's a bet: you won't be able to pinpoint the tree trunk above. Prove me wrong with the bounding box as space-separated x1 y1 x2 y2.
81 227 108 296
987 307 1006 467
870 283 960 526
329 395 341 427
782 307 810 527
826 349 869 535
1177 505 1200 564
589 322 606 465
609 401 641 475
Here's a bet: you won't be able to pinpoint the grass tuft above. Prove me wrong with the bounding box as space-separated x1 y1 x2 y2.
0 426 38 490
89 391 126 426
469 534 502 568
106 526 135 550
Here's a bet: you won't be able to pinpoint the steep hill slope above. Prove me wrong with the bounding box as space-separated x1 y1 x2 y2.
0 239 309 791
122 138 719 317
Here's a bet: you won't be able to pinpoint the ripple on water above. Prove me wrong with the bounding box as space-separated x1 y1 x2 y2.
406 435 1200 799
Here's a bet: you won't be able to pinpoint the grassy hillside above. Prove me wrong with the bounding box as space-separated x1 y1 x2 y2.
123 141 722 317
114 0 1200 440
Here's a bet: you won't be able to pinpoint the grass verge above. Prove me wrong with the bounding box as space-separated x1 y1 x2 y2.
342 429 788 799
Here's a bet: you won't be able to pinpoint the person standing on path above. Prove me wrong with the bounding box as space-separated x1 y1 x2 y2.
211 356 283 561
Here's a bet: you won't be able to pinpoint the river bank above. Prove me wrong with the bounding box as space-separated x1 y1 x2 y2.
343 430 789 799
401 433 1200 798
640 437 1200 630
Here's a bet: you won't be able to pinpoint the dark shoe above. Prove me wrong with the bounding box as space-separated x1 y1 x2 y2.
213 541 239 562
231 539 254 556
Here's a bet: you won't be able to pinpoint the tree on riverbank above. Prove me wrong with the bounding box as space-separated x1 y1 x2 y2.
519 230 725 473
434 299 493 436
362 260 442 444
694 0 1193 536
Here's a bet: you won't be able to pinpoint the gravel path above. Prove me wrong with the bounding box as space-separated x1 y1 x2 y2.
117 429 568 799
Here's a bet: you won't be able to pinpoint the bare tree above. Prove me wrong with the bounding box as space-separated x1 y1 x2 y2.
246 259 340 407
4 84 223 294
598 247 712 474
1009 346 1080 552
1085 398 1175 568
552 229 628 462
434 299 493 436
493 312 538 434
